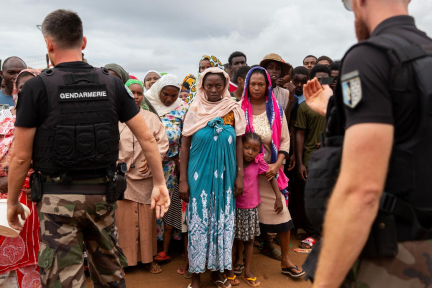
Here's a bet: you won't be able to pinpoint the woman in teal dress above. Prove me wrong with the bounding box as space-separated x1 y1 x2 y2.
179 67 246 288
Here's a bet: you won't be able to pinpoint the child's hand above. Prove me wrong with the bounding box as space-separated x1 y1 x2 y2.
274 198 283 214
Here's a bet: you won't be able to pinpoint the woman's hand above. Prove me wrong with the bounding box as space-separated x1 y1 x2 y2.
179 180 190 203
234 172 244 199
274 197 283 214
139 158 149 174
266 163 280 181
24 188 31 202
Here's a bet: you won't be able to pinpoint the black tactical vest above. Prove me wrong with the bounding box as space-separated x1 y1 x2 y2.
304 34 432 243
32 67 119 176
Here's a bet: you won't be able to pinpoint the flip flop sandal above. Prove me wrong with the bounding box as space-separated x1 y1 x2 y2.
242 276 261 287
213 279 231 288
225 275 240 286
260 248 282 261
233 264 244 276
154 251 171 262
184 270 192 279
177 265 187 275
144 262 162 274
281 266 306 278
299 237 316 249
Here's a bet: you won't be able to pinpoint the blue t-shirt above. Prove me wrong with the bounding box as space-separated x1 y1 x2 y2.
0 90 15 107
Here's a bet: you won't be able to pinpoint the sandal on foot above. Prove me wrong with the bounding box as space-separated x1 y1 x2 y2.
225 275 240 286
154 251 171 262
144 262 162 274
260 248 282 261
299 237 316 249
184 270 192 279
281 266 305 278
214 278 231 288
177 265 187 275
242 276 260 287
233 264 244 276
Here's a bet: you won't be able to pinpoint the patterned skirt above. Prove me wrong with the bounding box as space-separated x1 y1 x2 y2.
235 208 261 241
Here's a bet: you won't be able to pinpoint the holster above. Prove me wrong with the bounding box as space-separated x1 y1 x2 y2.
106 162 127 203
30 172 43 202
360 211 398 258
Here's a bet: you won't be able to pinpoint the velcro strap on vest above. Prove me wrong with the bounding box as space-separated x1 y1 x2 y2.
380 192 432 239
43 182 106 195
63 73 100 85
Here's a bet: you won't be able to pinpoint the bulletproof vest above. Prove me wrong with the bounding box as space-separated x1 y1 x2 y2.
305 34 432 242
32 67 119 175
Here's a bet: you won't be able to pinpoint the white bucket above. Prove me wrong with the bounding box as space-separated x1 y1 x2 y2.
0 199 31 238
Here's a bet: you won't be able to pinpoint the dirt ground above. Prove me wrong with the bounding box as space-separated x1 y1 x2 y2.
86 237 313 288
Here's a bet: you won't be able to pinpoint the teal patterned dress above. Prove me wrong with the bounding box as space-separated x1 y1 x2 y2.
187 117 237 273
157 101 188 240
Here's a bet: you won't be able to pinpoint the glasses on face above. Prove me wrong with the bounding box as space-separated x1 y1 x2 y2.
342 0 352 11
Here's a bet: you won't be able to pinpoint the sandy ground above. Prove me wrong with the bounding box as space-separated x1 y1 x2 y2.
86 237 313 288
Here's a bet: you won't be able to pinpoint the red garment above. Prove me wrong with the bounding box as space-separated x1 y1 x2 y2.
229 81 237 92
0 179 40 276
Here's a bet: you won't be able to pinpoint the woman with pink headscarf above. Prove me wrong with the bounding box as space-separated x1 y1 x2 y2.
0 69 42 288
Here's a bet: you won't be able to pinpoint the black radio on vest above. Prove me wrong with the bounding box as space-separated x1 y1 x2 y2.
32 67 119 175
304 34 432 260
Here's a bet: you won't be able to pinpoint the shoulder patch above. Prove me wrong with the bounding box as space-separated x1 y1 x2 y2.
124 84 134 98
341 70 362 109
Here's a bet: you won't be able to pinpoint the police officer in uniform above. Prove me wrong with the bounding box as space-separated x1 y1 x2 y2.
301 0 432 287
6 9 170 288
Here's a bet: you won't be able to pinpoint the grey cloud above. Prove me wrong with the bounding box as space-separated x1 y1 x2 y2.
1 0 431 82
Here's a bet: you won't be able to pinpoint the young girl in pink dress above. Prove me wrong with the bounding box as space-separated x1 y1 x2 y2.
229 132 283 287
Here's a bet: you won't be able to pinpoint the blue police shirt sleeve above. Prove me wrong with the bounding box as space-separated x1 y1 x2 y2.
341 45 394 129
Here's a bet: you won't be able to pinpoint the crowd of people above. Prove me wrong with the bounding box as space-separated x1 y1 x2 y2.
0 49 341 288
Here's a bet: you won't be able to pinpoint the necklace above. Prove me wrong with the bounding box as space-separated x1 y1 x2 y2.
120 125 136 169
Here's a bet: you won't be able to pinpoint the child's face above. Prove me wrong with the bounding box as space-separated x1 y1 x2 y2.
243 138 261 162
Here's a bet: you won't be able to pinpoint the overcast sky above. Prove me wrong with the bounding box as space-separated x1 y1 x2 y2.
1 0 432 81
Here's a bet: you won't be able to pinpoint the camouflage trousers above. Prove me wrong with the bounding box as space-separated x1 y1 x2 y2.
37 194 128 288
343 240 432 288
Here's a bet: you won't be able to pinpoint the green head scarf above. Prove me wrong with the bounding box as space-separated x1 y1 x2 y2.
125 79 149 111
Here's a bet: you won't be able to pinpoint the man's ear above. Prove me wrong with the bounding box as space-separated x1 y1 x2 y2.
81 36 87 50
0 71 3 78
45 37 54 54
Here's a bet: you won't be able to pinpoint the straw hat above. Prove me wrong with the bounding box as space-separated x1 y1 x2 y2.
259 53 292 77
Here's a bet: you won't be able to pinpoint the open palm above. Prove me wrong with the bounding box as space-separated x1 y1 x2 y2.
304 78 333 116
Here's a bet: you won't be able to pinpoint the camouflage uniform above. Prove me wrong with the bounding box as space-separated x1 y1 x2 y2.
37 194 127 288
342 240 432 288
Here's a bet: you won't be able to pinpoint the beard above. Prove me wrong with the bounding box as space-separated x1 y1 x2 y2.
355 16 371 41
353 1 370 41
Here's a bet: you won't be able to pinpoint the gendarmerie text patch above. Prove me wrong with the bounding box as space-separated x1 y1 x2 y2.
58 84 109 102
